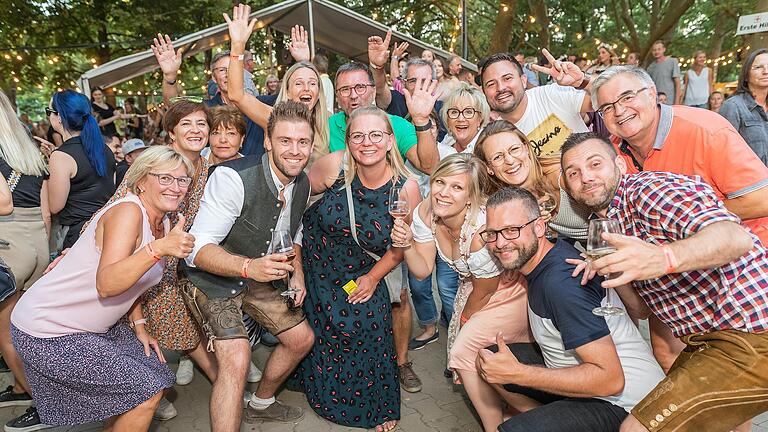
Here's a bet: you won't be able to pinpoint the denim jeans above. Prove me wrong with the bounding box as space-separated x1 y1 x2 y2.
496 343 628 432
408 255 459 326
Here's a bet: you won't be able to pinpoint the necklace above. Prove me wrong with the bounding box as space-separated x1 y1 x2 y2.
443 225 461 243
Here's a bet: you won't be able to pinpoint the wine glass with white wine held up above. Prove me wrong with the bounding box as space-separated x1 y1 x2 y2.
586 219 625 316
388 186 410 248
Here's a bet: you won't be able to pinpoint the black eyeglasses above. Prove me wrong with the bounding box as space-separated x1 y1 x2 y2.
349 130 391 144
148 173 193 188
337 84 374 97
45 107 58 117
596 87 648 117
480 218 538 243
447 107 477 119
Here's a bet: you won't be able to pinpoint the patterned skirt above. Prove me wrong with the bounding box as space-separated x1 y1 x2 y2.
11 323 175 425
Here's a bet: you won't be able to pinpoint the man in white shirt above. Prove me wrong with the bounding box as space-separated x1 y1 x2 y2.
477 51 594 157
182 101 315 431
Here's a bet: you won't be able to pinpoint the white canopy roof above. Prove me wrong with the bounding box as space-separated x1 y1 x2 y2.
77 0 475 95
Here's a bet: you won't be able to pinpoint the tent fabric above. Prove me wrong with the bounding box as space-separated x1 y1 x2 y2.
77 0 476 95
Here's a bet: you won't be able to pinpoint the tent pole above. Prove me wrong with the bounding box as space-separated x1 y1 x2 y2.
461 0 468 59
308 0 316 57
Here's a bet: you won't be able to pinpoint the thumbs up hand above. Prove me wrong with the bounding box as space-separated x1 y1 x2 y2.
475 332 523 385
154 213 195 259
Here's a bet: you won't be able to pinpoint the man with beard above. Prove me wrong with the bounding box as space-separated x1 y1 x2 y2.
476 186 663 432
181 101 315 431
560 132 768 432
476 50 594 157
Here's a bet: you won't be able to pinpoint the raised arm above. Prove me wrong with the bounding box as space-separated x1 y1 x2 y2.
225 4 272 128
403 78 440 174
389 41 409 86
368 31 393 110
594 221 753 289
150 33 183 105
530 48 595 113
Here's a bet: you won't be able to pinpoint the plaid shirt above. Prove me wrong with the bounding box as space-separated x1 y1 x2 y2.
607 171 768 337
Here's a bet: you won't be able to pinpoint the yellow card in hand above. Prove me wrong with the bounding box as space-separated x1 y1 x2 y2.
342 280 358 296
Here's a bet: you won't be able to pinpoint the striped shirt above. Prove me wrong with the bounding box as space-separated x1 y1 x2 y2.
607 171 768 337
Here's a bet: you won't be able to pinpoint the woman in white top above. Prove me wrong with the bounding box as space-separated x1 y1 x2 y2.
683 50 713 108
10 146 194 431
392 154 533 432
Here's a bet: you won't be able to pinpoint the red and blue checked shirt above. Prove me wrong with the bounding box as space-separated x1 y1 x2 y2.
606 172 768 337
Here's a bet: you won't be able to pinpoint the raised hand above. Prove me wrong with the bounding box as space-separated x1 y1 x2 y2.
368 30 392 69
150 33 183 79
288 25 311 62
530 48 586 88
392 41 409 59
154 214 195 259
223 3 258 48
403 77 439 124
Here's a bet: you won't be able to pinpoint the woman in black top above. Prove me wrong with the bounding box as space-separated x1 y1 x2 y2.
48 89 116 251
91 87 123 137
0 89 50 412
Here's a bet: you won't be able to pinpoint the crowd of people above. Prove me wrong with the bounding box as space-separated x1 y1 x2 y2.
1 3 767 432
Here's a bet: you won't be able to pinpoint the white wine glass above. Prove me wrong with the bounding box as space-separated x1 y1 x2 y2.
388 186 410 248
271 230 297 303
586 219 624 316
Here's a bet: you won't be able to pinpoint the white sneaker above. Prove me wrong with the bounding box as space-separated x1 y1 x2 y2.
175 356 194 386
247 360 263 383
153 397 178 421
243 390 253 407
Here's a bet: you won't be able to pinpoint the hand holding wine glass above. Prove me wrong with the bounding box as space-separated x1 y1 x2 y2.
586 219 624 316
271 230 297 302
389 186 411 248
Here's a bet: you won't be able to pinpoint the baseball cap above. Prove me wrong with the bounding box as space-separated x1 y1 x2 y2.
122 138 148 156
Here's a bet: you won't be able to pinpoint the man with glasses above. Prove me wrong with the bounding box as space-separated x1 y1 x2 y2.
328 62 439 174
476 50 594 157
559 132 768 432
592 65 768 377
475 186 663 432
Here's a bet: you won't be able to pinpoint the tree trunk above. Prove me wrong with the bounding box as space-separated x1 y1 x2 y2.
488 0 518 54
528 0 549 51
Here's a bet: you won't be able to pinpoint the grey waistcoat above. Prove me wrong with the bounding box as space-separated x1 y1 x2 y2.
183 154 309 298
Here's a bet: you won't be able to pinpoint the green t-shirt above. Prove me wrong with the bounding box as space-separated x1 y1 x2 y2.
328 111 417 158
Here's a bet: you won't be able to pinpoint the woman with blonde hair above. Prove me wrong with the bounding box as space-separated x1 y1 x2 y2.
474 120 590 243
11 146 194 431
0 89 50 417
296 106 420 432
586 44 620 75
227 13 330 166
391 153 533 432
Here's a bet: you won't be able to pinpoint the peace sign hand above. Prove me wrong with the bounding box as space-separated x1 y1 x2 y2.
529 48 585 88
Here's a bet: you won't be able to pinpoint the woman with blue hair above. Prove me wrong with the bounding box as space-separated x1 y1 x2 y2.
47 89 116 251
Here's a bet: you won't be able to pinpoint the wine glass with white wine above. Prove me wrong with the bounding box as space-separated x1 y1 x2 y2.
389 186 410 247
586 219 625 316
271 230 297 305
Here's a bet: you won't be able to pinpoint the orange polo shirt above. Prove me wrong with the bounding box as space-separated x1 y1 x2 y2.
615 105 768 243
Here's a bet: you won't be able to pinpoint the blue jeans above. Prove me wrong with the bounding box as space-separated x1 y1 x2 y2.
408 255 459 326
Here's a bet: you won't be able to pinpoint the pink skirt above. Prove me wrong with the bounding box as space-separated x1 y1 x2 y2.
448 271 533 376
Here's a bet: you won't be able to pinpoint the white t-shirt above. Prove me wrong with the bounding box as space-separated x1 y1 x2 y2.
515 85 590 157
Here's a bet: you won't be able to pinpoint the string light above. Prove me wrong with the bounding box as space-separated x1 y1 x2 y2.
529 16 536 23
576 33 582 40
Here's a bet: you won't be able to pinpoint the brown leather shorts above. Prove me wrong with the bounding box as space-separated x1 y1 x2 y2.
180 279 305 350
631 329 768 431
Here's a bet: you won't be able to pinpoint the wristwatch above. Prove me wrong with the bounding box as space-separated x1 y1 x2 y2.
576 73 591 90
414 119 433 132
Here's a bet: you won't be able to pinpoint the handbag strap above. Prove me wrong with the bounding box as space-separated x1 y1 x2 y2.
345 181 383 262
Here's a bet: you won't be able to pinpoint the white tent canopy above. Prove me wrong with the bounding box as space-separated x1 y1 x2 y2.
77 0 475 95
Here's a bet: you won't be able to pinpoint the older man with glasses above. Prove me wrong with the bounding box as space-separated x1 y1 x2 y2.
591 65 768 386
